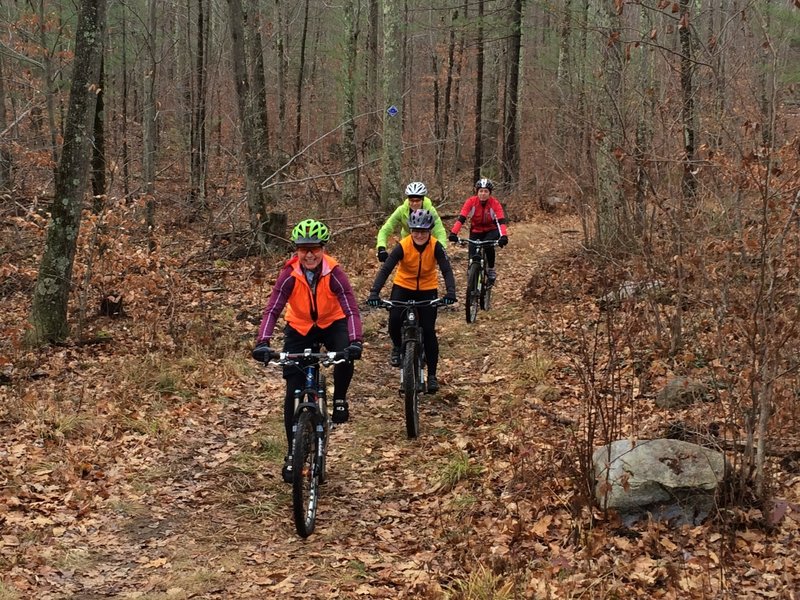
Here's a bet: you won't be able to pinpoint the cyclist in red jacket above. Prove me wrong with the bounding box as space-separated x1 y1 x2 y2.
448 178 508 284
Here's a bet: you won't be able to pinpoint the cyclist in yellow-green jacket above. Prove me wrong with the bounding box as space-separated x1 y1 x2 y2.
375 181 448 262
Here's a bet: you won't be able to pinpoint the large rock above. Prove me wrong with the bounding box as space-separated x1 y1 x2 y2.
593 439 726 522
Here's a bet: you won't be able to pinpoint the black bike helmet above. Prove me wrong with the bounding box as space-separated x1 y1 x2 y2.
291 219 331 245
408 208 434 230
475 178 494 191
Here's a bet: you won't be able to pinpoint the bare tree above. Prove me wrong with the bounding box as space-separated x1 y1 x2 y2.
90 54 106 211
142 0 158 250
0 57 12 189
294 0 311 153
380 0 403 210
472 0 485 183
501 0 522 187
341 0 360 206
28 0 107 345
593 0 625 250
189 0 210 207
679 0 697 202
227 0 281 249
36 0 59 167
365 0 380 147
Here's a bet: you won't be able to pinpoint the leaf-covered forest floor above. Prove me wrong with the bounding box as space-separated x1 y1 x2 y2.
1 209 799 599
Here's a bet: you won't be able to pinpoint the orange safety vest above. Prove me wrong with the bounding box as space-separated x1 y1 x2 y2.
392 236 439 291
285 255 346 335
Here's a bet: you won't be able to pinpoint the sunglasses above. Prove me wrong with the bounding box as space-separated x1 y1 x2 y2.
296 246 323 255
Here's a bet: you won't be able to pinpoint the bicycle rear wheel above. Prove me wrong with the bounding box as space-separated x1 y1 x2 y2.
402 340 420 439
292 411 320 537
465 262 481 323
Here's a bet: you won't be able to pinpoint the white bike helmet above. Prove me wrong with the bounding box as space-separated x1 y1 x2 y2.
404 181 427 197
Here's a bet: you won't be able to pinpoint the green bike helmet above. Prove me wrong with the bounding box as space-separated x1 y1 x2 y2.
291 219 330 245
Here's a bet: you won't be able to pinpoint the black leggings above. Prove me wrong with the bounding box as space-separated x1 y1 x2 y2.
388 285 439 377
469 230 500 268
282 319 353 451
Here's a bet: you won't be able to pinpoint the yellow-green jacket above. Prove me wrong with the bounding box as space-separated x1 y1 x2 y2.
376 197 448 250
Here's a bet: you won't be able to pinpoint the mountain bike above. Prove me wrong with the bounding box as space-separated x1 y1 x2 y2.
267 348 346 538
457 238 500 324
375 298 444 439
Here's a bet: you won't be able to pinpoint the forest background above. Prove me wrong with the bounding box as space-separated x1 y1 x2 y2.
1 0 800 598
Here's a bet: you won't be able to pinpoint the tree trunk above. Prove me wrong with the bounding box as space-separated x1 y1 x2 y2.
555 0 572 158
28 0 107 346
452 0 467 168
38 0 60 166
758 0 773 149
142 0 158 250
294 0 310 154
633 2 654 239
275 0 287 140
501 0 522 188
0 57 12 190
365 0 380 148
594 0 625 250
472 0 485 183
380 0 403 210
91 55 106 211
679 0 697 202
341 0 359 206
247 0 270 153
227 0 277 249
121 7 131 198
190 0 209 207
436 8 458 189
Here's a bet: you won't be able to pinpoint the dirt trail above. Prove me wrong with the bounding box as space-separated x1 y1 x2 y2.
30 214 582 600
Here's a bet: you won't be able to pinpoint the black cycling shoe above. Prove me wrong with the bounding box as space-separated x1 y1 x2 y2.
390 346 401 367
427 375 439 393
281 454 293 483
332 399 349 424
487 269 497 286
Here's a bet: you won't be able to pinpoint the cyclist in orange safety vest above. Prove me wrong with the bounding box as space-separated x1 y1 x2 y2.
367 209 456 393
252 219 362 482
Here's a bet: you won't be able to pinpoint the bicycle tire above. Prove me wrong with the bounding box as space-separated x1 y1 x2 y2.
481 270 492 311
466 262 481 323
402 339 420 439
318 376 329 485
292 411 319 537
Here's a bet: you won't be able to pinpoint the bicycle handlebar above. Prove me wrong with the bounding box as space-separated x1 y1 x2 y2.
372 298 445 309
455 238 500 247
267 349 347 366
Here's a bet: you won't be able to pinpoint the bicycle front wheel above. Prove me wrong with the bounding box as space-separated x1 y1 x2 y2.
481 271 492 311
402 340 420 439
292 411 320 537
466 262 481 323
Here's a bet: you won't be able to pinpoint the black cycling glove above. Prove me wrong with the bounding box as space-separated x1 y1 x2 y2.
252 342 274 362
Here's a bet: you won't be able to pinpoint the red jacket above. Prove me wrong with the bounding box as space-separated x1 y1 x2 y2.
450 196 508 236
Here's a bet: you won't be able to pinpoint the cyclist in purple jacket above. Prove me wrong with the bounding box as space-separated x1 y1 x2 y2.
251 219 362 482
